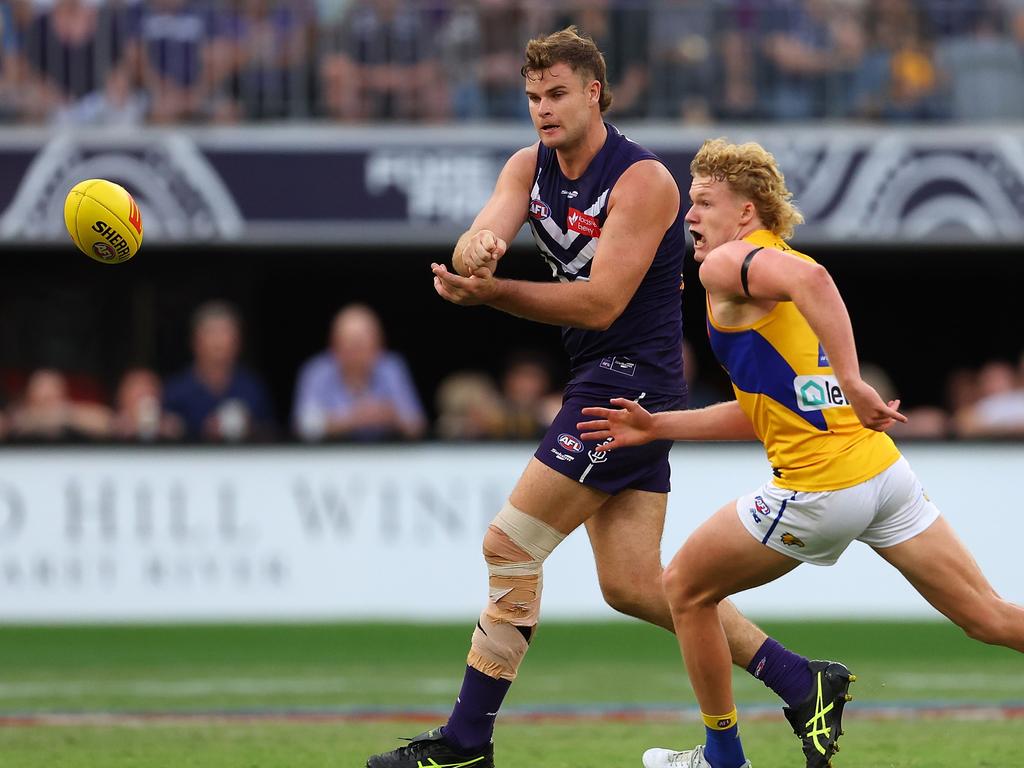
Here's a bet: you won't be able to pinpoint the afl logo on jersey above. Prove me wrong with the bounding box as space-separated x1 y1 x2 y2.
557 433 584 453
530 199 551 220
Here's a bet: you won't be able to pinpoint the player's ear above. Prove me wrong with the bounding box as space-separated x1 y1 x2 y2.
738 201 755 226
589 80 601 107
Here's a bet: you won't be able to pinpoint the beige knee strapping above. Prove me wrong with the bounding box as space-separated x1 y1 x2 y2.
467 502 565 680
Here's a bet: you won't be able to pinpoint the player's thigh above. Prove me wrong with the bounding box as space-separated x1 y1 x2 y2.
508 457 609 535
585 488 667 581
668 500 800 604
872 515 1000 620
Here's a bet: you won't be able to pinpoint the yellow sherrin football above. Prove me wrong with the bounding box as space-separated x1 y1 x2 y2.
64 179 144 264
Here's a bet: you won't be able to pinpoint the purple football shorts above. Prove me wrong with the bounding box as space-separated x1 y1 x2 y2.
534 384 686 495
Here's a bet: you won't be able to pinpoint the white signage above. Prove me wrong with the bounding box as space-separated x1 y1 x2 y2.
0 444 1018 622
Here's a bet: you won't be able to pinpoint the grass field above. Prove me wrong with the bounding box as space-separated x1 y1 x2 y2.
0 620 1020 767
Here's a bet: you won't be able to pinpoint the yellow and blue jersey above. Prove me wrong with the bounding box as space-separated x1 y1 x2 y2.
706 230 900 492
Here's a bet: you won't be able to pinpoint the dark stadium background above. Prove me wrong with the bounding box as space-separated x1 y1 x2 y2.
0 239 1017 426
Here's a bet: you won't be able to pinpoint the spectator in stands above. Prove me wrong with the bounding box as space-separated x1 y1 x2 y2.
955 357 1024 437
222 0 315 120
493 350 559 440
854 0 942 120
760 0 865 119
556 1 650 119
436 0 484 119
292 303 426 441
319 0 444 121
647 0 717 122
0 1 25 121
19 0 143 125
7 368 111 441
474 0 547 120
137 0 234 123
859 362 949 439
111 367 184 441
163 301 275 442
934 3 1024 121
434 370 505 440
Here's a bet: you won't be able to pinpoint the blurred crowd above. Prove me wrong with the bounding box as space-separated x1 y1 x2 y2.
1 0 1023 125
0 298 1020 444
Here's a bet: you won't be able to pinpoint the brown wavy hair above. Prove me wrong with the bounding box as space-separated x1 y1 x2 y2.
521 26 612 113
690 138 804 239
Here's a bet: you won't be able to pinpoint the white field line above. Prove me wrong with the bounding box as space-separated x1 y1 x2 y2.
0 676 456 699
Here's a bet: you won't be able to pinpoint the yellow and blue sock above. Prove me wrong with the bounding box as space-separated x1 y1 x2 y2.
702 709 746 768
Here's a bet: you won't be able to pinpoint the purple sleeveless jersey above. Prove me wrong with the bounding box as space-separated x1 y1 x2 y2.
528 123 687 495
527 122 687 397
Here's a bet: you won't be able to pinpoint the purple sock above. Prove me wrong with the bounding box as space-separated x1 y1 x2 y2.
746 637 812 709
442 666 512 751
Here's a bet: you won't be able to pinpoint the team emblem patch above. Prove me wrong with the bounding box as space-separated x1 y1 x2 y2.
780 532 806 548
557 433 584 453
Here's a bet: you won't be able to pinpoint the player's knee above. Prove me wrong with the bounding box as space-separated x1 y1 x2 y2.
599 579 645 618
661 559 714 615
471 503 565 674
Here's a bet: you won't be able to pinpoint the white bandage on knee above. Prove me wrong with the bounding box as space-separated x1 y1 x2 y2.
467 502 566 680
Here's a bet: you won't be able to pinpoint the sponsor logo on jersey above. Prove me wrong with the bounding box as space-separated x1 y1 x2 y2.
550 448 576 462
566 208 601 237
794 375 847 411
557 433 584 453
529 199 551 220
599 356 637 376
780 532 806 547
560 189 579 198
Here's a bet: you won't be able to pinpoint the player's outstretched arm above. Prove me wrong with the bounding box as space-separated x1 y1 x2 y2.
577 398 757 451
452 146 536 277
701 242 907 432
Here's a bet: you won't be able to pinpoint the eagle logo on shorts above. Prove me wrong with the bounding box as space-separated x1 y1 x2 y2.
780 532 806 548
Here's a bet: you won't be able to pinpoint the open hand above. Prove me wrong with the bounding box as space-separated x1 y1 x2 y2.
576 397 656 452
432 262 499 306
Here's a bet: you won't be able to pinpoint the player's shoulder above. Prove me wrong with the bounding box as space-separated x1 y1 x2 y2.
615 158 678 199
499 144 540 187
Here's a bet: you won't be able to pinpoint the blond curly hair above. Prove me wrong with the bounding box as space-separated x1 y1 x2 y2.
690 138 804 239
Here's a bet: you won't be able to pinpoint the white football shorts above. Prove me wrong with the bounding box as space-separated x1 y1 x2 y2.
735 456 940 566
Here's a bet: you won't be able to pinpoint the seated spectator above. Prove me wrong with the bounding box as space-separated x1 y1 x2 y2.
860 361 949 439
557 1 650 119
760 0 865 119
319 0 444 121
222 0 314 120
163 301 275 442
19 0 143 125
292 303 426 441
494 350 559 440
935 3 1024 121
7 368 111 441
854 0 942 121
434 370 505 440
136 0 235 123
955 358 1024 437
111 367 184 441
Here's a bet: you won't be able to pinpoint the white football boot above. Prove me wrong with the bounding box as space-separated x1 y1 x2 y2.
642 744 751 768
